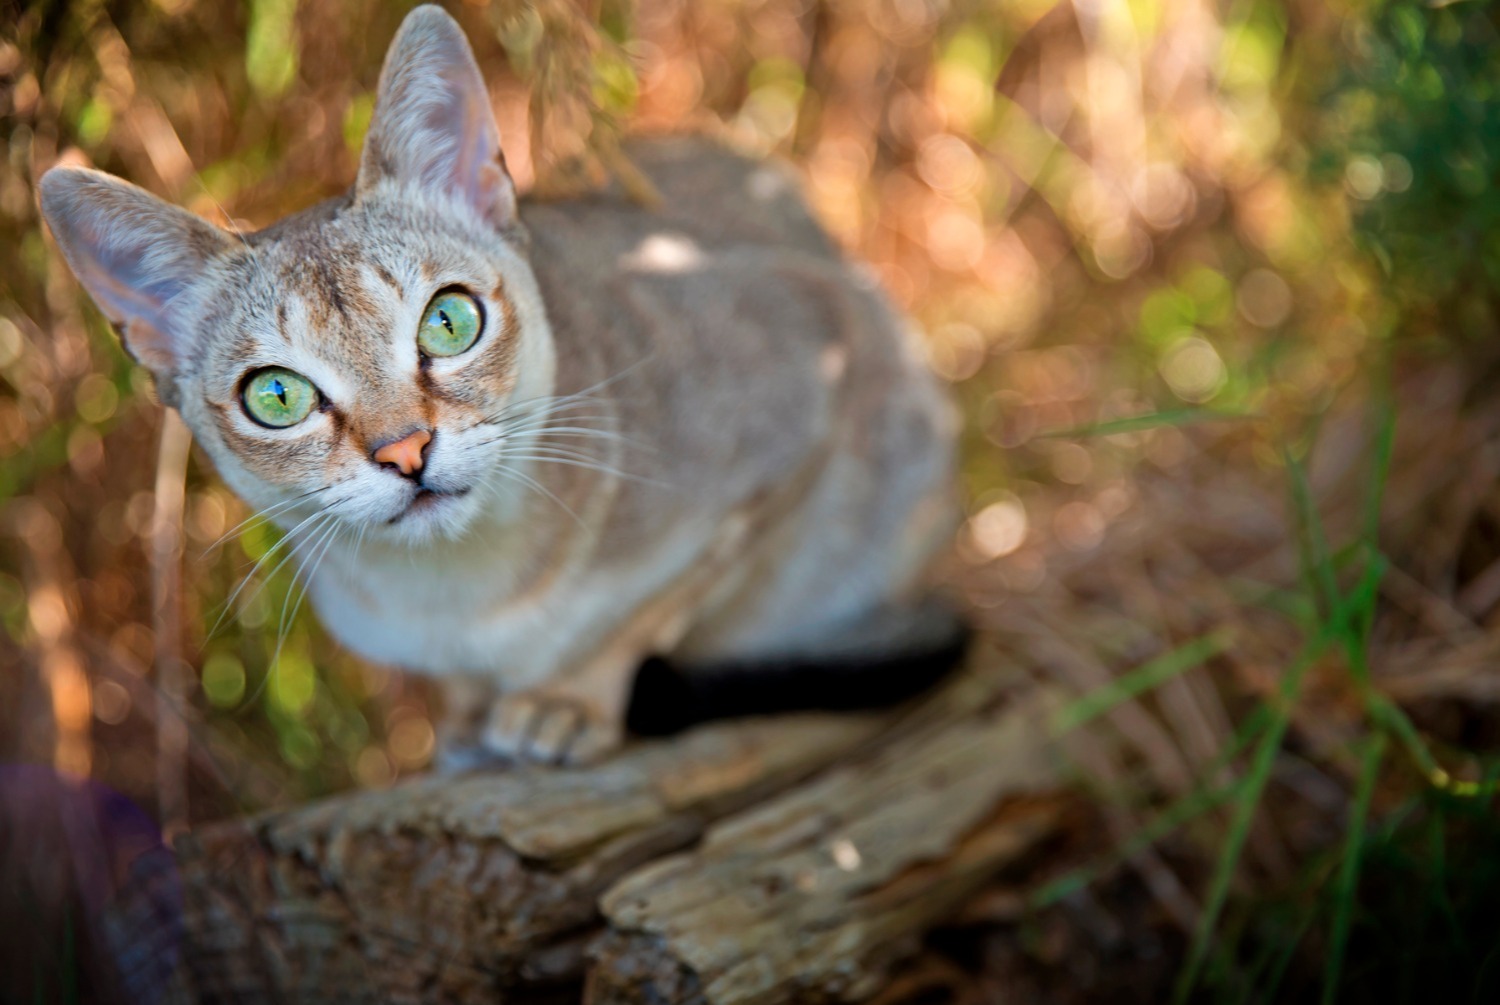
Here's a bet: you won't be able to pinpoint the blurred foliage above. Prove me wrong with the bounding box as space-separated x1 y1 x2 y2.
2 0 1500 999
1316 0 1500 337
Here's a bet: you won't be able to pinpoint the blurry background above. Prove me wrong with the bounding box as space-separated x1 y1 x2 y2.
3 0 1500 1001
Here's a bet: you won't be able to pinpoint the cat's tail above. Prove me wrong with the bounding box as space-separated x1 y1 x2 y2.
625 596 972 736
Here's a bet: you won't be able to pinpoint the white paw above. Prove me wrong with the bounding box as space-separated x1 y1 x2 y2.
480 692 624 766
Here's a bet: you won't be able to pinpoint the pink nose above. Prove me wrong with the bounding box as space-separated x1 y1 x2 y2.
372 429 431 476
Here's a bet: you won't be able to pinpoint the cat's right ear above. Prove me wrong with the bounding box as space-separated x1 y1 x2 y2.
39 167 232 385
356 5 517 230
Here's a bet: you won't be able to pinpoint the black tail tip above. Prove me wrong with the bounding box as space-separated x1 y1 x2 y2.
626 616 973 737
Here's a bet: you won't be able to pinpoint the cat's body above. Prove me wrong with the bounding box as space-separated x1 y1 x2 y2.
315 139 955 675
40 7 958 764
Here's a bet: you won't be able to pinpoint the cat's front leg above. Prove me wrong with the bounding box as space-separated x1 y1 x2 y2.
432 662 631 768
481 511 757 766
478 650 638 765
479 583 703 765
432 675 502 772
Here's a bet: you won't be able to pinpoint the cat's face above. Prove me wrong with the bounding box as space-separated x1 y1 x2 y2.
41 6 551 546
176 192 553 546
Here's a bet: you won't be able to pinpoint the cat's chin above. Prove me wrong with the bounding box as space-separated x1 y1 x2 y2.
379 487 481 545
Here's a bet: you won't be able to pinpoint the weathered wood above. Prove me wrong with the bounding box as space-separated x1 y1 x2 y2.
160 712 892 1004
587 681 1063 1005
119 655 1072 1005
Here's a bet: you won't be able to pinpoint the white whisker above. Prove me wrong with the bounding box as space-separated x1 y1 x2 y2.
525 425 653 453
273 516 345 661
482 464 587 529
487 414 618 436
193 180 272 293
502 450 665 486
207 507 335 640
480 356 654 430
200 485 331 557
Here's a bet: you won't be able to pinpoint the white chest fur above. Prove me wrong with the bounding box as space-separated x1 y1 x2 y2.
303 500 722 689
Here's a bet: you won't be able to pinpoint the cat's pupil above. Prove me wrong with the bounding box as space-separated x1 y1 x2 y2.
439 309 453 333
272 379 287 406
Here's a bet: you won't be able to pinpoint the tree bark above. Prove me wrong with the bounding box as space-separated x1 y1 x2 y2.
147 711 895 1003
112 655 1070 1004
588 678 1063 1005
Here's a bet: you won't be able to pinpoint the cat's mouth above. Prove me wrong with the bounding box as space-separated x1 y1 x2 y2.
389 486 471 524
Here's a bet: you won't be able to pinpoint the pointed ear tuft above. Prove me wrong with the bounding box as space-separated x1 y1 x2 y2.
357 5 517 229
40 167 233 382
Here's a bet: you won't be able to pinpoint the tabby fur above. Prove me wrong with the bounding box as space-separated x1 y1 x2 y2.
39 5 958 764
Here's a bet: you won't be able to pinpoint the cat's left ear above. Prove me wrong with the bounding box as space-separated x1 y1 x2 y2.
357 5 517 230
39 167 234 389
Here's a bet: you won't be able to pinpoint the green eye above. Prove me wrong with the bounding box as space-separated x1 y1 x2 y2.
418 291 482 357
242 368 317 428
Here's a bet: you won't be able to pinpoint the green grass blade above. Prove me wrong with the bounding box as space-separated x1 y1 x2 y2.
1427 806 1467 958
1323 731 1386 1004
1173 556 1383 1002
1051 630 1234 734
1366 690 1500 797
1361 379 1396 553
1172 643 1322 1003
1033 707 1270 908
1040 407 1252 440
1250 896 1321 1005
1340 549 1388 687
1033 777 1243 908
1285 448 1340 625
1043 785 1253 909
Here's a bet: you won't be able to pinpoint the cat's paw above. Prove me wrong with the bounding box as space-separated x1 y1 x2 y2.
480 691 624 766
432 738 500 774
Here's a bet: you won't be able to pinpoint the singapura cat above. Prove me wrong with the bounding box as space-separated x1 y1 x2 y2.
39 5 960 766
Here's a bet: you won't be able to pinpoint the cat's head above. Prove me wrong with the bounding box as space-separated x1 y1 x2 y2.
40 5 552 546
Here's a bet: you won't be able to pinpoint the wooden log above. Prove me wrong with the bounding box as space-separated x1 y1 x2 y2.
111 654 1071 1004
153 711 894 1004
587 679 1064 1005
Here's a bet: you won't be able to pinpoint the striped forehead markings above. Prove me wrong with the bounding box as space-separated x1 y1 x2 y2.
370 262 404 299
328 282 349 322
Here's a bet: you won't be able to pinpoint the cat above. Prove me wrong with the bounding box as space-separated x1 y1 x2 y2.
39 5 960 766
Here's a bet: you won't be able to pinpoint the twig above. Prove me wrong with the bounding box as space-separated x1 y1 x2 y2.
152 411 193 836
